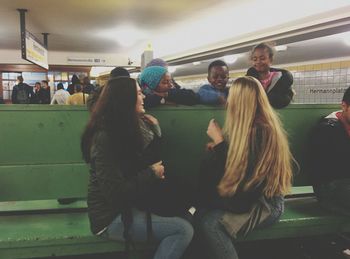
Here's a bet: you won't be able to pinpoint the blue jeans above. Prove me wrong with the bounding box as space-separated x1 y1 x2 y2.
104 208 194 259
196 196 284 259
314 179 350 216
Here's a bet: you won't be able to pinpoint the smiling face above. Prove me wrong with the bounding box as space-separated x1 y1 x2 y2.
208 66 229 90
155 72 173 93
135 84 145 114
251 48 273 74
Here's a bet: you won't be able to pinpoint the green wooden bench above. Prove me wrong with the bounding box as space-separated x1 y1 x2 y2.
0 104 349 258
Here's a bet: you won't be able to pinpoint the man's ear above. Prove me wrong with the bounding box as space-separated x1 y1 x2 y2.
341 101 348 112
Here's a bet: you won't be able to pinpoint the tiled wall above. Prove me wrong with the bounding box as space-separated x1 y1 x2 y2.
288 62 350 104
176 60 350 104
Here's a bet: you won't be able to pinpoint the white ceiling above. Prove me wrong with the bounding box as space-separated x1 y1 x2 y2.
172 32 350 77
0 0 225 53
0 0 350 76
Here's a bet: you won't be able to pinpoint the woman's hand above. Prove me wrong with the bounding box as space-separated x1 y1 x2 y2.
207 119 224 145
205 142 216 151
151 161 165 179
143 114 159 125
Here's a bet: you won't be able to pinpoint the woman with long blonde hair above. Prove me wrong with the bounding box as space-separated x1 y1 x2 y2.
196 76 293 259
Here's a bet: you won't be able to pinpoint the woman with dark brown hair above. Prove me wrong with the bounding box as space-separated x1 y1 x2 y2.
81 77 193 259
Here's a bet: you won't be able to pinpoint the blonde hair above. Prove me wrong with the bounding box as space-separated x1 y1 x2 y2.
218 76 293 198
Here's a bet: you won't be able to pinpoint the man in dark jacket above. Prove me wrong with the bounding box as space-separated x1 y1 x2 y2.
40 80 51 104
11 76 34 104
308 86 350 216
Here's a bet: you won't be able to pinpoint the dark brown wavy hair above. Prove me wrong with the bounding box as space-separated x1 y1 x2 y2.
81 77 143 163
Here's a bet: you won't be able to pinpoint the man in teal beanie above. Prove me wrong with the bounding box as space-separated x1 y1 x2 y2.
140 66 198 108
140 66 168 95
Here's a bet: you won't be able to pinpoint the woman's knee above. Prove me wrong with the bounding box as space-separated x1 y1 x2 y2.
176 217 194 243
153 216 194 243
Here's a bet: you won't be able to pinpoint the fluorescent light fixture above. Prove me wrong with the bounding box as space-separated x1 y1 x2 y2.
130 72 140 79
223 55 238 64
275 45 288 51
168 66 177 73
342 33 350 46
90 66 114 77
192 61 201 66
99 24 148 48
345 38 350 46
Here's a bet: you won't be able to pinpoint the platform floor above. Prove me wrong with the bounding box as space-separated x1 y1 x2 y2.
36 234 349 259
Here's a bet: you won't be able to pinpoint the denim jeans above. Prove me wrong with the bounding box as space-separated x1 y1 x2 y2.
314 179 350 216
104 208 194 259
196 196 284 259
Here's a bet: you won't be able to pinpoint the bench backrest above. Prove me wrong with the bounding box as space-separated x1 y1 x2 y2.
0 104 339 202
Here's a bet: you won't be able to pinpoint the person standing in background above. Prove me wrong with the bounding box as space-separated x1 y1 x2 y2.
40 80 51 104
66 84 89 105
30 82 42 104
51 83 70 105
11 76 34 104
82 76 94 94
67 74 80 95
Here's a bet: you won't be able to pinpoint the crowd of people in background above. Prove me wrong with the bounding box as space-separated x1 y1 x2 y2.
8 42 295 110
11 74 96 105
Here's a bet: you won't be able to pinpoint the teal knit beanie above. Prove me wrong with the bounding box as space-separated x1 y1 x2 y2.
140 66 167 94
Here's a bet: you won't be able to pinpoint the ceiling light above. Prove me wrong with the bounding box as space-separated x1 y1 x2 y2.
192 61 201 65
275 45 288 51
343 34 350 46
90 67 114 77
345 39 350 46
168 66 177 73
223 55 238 64
99 24 147 48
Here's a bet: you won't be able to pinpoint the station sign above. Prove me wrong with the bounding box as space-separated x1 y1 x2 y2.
22 30 49 70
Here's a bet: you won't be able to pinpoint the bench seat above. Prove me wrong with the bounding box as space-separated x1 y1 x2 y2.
0 211 123 258
1 196 349 258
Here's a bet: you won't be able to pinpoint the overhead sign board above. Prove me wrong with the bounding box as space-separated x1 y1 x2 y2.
22 30 49 70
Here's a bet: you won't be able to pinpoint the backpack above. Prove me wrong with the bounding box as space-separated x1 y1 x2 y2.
16 84 30 104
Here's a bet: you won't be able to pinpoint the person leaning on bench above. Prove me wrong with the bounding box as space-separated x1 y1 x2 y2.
195 76 293 259
197 60 230 105
139 65 198 108
81 77 193 259
308 86 350 216
246 42 295 109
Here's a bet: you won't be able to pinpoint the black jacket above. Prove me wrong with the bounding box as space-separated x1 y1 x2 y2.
87 130 161 234
144 88 198 108
246 67 294 109
11 83 34 104
197 141 265 214
308 115 350 186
